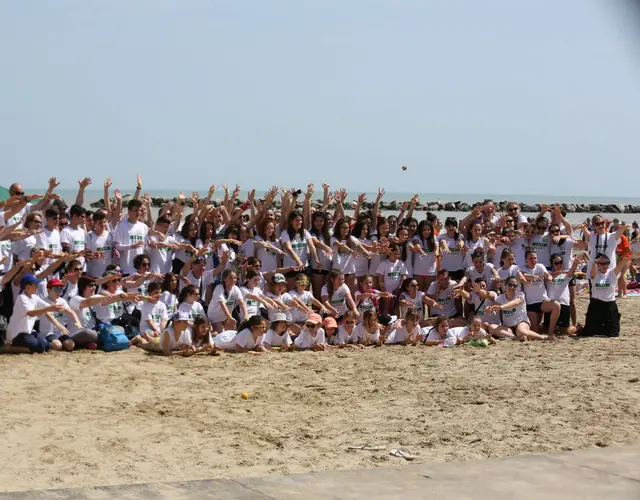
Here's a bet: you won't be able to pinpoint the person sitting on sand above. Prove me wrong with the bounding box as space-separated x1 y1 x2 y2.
544 254 584 336
519 249 561 337
139 282 169 341
426 269 467 327
37 277 85 351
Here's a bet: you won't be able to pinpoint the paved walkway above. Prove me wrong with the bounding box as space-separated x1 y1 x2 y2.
2 443 639 499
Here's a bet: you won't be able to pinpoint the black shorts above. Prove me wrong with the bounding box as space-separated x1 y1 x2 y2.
526 302 543 313
285 267 310 279
310 268 329 276
448 270 465 281
581 299 620 337
544 305 571 328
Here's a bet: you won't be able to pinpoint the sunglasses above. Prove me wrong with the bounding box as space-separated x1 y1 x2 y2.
552 261 563 266
536 226 547 230
507 207 518 212
48 216 60 220
304 323 318 328
597 261 610 266
549 229 560 234
345 320 356 325
408 284 418 288
594 222 605 227
52 287 64 292
297 280 309 285
140 262 150 268
507 283 518 289
12 191 25 196
505 219 514 223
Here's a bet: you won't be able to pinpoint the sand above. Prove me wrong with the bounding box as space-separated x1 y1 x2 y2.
1 295 639 493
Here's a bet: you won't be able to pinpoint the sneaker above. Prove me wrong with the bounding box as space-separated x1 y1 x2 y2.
86 343 98 350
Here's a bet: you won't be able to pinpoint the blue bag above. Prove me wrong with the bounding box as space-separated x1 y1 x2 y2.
98 323 130 352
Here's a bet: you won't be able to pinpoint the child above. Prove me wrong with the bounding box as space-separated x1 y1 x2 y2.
426 269 466 327
385 310 421 346
207 269 248 333
398 277 437 325
160 273 179 315
293 313 326 350
422 316 458 347
212 315 268 354
376 242 408 315
241 269 276 322
350 310 384 347
177 284 206 320
262 312 293 350
289 273 328 333
354 274 393 317
139 282 169 341
321 269 358 322
458 315 496 345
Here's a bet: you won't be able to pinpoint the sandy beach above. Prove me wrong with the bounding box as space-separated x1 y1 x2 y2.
1 295 639 493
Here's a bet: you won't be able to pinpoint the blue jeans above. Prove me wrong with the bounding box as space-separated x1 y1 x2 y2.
12 332 50 353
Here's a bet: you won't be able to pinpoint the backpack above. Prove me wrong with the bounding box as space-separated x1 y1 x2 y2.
111 313 140 340
98 323 130 352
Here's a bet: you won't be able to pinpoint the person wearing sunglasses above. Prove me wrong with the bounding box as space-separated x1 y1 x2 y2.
529 217 551 269
398 278 437 326
580 215 629 277
544 254 585 336
580 253 631 337
211 315 268 354
293 313 326 351
38 278 86 351
485 276 549 341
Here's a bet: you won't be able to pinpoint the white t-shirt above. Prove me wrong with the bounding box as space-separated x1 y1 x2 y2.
280 230 313 268
511 236 529 269
438 233 464 272
376 259 409 292
94 298 124 324
39 297 71 335
423 327 459 346
546 272 572 306
294 327 326 349
173 234 196 264
114 220 149 275
469 291 499 324
288 289 314 323
456 326 490 341
549 238 575 269
352 237 371 277
160 291 177 315
253 235 281 273
262 328 292 347
61 225 86 267
7 293 49 342
492 244 510 268
520 264 548 305
85 230 113 278
463 238 488 268
530 234 551 267
12 235 37 262
147 234 175 274
411 238 437 276
140 301 168 333
386 323 420 344
497 265 520 283
241 286 264 320
207 284 243 322
591 269 618 302
69 294 98 334
331 236 357 275
427 280 458 318
195 238 217 271
160 326 191 352
0 238 13 273
327 326 350 345
266 292 294 322
1 204 31 227
588 232 619 275
354 289 379 315
178 300 205 320
350 323 379 345
36 227 62 265
496 291 528 327
234 328 263 350
465 263 497 289
321 283 351 317
399 291 425 321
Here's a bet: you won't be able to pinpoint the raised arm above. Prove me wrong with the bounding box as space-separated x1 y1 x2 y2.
75 177 92 207
134 174 143 201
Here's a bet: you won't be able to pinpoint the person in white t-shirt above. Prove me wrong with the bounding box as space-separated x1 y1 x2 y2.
581 215 627 276
293 313 326 350
485 276 549 341
398 277 437 324
207 269 248 333
85 211 114 278
38 277 85 351
519 249 561 336
410 220 439 292
453 277 499 328
422 316 461 347
385 310 421 345
280 211 318 275
136 310 195 356
211 315 268 354
457 316 496 345
3 273 67 353
288 272 328 331
376 243 408 315
60 205 87 268
261 312 293 351
545 254 584 336
350 310 383 347
321 269 358 321
114 199 149 275
36 207 63 267
580 254 629 337
426 270 466 327
139 283 169 340
146 216 175 274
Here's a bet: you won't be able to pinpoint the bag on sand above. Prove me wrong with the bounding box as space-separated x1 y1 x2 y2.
98 323 130 352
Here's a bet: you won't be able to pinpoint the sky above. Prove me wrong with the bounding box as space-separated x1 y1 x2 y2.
1 0 640 197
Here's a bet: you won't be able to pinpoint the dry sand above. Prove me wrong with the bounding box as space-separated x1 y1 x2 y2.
1 295 639 493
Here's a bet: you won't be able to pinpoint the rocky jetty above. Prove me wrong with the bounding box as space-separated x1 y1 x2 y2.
89 196 640 214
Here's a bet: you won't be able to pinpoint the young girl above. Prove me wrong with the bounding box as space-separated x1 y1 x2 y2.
308 212 333 299
196 221 218 271
350 310 383 347
462 221 492 268
376 242 409 315
240 270 275 321
321 269 358 322
422 316 459 347
520 250 561 335
458 315 496 345
545 254 583 336
458 249 500 291
139 282 169 341
411 221 439 292
351 220 374 284
496 248 519 292
137 311 196 356
207 269 248 333
253 219 284 273
369 217 390 276
261 312 293 350
438 218 465 282
398 278 437 325
173 219 198 274
211 315 268 354
280 211 319 288
395 226 413 278
385 310 421 345
580 254 629 337
485 276 549 341
331 217 358 291
160 273 179 315
288 273 328 332
186 315 214 352
293 313 326 350
354 274 393 317
177 284 206 321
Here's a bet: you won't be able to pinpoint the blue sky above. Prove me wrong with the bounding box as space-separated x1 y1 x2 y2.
1 0 639 196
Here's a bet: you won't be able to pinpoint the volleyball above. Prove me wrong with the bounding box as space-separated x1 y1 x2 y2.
402 165 407 171
241 392 249 400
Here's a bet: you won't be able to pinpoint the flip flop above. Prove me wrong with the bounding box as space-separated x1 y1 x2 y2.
389 448 415 460
348 444 386 451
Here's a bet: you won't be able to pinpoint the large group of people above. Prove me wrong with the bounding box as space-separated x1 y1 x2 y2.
0 176 637 356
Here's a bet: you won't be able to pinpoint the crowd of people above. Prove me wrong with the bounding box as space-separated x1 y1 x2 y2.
0 176 637 356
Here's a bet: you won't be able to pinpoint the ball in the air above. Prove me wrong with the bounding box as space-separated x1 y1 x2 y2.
241 392 249 400
401 165 407 171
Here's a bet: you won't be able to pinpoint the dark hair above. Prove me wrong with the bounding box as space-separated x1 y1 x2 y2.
257 218 278 243
445 217 458 227
192 315 210 344
437 269 449 278
147 282 162 294
247 256 261 268
106 264 121 273
238 314 265 332
162 273 178 293
178 284 198 304
78 276 97 297
101 270 120 290
325 268 344 300
357 274 375 292
128 199 142 211
352 219 370 240
524 248 537 260
156 215 171 226
387 242 400 254
333 218 353 250
69 204 86 218
433 316 450 329
471 248 485 261
180 219 198 246
244 269 260 286
426 212 438 224
595 252 610 263
399 277 417 295
395 226 409 261
405 310 420 324
45 207 60 219
466 220 483 241
133 254 150 270
286 211 305 240
416 221 436 252
223 225 240 251
474 276 486 284
310 212 331 246
500 248 514 267
65 259 82 275
93 211 107 223
376 216 390 238
550 253 564 265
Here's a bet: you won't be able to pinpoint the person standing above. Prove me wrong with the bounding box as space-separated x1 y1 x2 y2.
114 200 148 275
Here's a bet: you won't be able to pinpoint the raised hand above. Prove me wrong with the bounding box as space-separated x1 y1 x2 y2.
377 188 385 201
137 174 143 188
114 189 122 202
48 177 60 190
78 177 92 189
104 177 112 189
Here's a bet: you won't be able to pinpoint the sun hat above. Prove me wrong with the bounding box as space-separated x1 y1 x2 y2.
270 312 290 323
172 311 191 322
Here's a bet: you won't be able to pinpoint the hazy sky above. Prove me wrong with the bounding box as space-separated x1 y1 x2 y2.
2 0 639 196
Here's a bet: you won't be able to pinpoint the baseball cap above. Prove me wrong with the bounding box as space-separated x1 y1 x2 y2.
306 313 323 325
378 314 398 326
172 311 191 322
322 317 337 329
20 273 42 287
273 273 286 284
47 278 64 288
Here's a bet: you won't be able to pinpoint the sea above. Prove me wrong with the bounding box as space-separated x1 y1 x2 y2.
34 188 640 227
